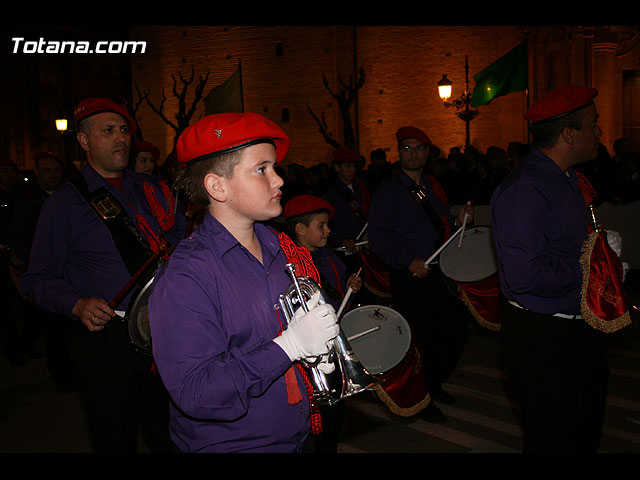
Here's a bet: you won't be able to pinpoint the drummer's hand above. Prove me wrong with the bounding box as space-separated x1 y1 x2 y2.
409 258 431 278
347 274 363 293
341 238 357 254
73 297 116 332
457 204 474 226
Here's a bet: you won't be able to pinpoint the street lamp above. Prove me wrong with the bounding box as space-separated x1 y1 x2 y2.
55 117 68 133
437 56 478 148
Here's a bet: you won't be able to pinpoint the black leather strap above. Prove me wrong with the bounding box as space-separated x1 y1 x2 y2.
68 175 154 276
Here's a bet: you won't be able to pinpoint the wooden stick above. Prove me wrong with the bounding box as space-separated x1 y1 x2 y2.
423 226 464 268
336 267 362 319
457 212 469 248
109 245 173 309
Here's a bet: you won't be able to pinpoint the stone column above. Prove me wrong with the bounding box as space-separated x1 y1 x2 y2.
591 35 621 153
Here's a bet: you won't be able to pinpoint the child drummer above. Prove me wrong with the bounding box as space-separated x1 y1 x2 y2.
281 193 363 453
283 194 363 311
148 113 339 453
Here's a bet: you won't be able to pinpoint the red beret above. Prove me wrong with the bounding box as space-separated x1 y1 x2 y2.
332 147 361 164
176 112 290 167
524 85 598 124
283 194 335 220
32 151 62 165
132 140 160 162
73 97 137 136
395 126 433 146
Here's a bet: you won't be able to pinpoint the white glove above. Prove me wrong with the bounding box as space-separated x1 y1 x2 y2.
606 230 623 257
274 292 340 362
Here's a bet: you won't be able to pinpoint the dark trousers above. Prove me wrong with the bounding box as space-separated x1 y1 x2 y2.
500 302 609 453
389 269 469 391
72 318 172 453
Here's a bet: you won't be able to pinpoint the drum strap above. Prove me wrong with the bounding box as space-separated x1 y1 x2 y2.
338 180 368 218
405 183 445 243
68 175 155 277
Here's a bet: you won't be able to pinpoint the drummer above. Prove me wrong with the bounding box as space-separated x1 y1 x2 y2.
322 147 371 272
368 125 473 423
19 97 187 452
283 194 363 311
281 194 363 453
490 85 608 452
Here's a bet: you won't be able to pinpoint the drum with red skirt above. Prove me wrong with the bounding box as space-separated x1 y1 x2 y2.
340 305 431 416
438 225 502 331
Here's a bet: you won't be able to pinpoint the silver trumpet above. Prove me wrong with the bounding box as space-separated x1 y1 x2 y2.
276 263 379 406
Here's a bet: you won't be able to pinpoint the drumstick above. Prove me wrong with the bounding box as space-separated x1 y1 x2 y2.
457 212 469 248
336 240 369 252
347 325 381 342
422 225 465 268
109 244 172 310
356 222 368 241
336 267 362 319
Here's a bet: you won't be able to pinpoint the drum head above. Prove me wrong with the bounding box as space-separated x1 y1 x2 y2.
439 225 498 283
126 276 155 359
340 305 411 375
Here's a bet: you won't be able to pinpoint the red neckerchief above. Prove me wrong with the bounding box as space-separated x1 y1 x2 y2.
275 230 324 435
117 177 175 260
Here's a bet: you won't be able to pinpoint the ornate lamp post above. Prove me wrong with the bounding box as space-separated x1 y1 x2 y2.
437 56 478 149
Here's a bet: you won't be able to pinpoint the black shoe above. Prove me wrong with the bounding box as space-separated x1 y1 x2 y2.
418 401 447 424
430 387 455 405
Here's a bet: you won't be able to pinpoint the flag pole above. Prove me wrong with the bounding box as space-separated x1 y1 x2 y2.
238 59 244 113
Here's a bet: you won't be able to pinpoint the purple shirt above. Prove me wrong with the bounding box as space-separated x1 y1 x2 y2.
323 179 368 247
490 149 588 315
148 213 310 453
19 165 186 316
368 170 455 271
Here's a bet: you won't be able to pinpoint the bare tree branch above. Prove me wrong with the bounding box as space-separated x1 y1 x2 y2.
143 67 211 146
309 66 365 151
307 104 341 149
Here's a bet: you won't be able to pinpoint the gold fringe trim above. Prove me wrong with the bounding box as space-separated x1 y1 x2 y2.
372 384 431 417
579 232 632 334
363 280 392 299
459 287 501 332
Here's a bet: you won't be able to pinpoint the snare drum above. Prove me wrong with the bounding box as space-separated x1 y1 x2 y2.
125 274 155 362
341 305 430 416
438 225 502 331
439 225 498 283
341 305 411 375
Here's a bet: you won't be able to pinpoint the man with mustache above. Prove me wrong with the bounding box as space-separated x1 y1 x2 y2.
20 97 187 452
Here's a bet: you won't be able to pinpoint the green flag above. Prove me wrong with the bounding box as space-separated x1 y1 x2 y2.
471 41 528 107
204 62 244 115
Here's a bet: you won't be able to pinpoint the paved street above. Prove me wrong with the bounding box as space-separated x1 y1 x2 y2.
1 275 639 454
337 274 640 454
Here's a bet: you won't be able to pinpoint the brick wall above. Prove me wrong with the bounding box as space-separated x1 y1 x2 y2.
130 26 530 168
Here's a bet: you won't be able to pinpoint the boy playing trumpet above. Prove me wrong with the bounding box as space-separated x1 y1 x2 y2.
148 113 339 453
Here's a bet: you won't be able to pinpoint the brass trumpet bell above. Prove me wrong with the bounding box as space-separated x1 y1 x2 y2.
277 264 379 406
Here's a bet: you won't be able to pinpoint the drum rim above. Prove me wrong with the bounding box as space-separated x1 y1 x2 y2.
438 224 498 283
341 304 412 376
126 275 155 353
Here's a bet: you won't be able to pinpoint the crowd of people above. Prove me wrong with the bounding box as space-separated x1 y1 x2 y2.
0 85 636 453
